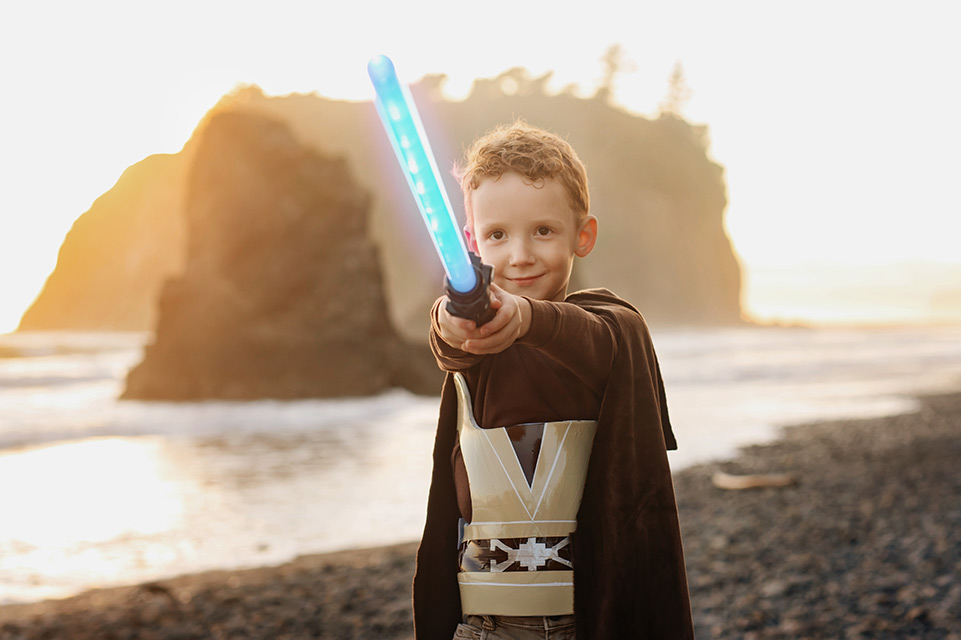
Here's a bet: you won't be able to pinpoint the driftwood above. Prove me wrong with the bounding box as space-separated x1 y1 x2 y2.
711 471 798 490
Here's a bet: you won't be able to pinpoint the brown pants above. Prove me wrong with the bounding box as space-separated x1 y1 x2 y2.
453 615 576 640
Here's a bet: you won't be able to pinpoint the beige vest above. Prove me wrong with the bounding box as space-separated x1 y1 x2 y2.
453 372 597 616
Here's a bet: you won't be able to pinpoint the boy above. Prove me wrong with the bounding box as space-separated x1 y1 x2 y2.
413 123 693 639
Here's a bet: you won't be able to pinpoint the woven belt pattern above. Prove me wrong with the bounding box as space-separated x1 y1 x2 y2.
459 536 573 573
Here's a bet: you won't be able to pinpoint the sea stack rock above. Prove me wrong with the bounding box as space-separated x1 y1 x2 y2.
122 111 441 400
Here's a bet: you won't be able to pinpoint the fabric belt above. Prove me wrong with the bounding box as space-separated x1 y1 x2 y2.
459 536 573 573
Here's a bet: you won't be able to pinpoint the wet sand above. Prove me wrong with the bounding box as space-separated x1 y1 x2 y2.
2 392 960 639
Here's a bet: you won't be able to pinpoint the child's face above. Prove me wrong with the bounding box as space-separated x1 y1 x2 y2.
466 172 597 302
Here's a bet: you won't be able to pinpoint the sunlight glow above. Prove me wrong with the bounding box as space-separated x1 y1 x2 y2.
0 437 184 546
1 1 960 330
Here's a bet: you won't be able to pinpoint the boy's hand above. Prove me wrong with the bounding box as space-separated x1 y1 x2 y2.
437 283 532 355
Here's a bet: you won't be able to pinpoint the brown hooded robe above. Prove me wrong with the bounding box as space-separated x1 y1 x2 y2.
413 289 694 639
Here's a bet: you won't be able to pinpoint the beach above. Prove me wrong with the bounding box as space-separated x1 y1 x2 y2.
2 390 959 639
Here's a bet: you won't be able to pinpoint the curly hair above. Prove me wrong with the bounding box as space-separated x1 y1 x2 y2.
455 121 590 226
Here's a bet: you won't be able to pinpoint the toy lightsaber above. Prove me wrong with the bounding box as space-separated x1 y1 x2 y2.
367 55 495 325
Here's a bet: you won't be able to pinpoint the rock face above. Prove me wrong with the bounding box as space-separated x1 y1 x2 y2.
21 71 743 343
18 153 187 331
122 111 441 400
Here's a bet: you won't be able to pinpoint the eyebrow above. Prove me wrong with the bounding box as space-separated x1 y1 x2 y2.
477 216 565 230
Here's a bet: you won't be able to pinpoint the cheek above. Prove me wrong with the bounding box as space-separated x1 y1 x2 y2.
543 244 572 268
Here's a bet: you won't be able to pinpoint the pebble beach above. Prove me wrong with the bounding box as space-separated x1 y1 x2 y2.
2 391 959 639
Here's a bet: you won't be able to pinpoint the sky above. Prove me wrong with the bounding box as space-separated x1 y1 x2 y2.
1 0 960 332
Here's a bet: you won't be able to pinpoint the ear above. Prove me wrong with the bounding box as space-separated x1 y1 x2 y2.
574 215 598 257
464 224 479 253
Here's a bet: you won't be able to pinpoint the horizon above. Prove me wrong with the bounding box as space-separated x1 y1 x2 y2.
2 1 960 332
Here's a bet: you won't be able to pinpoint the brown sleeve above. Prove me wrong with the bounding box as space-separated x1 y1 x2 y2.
428 298 484 372
517 297 617 394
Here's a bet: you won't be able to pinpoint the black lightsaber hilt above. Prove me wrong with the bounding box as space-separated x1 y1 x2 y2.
445 252 496 326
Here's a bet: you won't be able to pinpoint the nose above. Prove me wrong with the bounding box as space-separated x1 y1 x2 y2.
508 237 535 266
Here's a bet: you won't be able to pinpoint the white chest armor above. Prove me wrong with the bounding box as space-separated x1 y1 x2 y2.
453 372 597 616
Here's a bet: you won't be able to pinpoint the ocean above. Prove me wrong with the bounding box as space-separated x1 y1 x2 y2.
2 325 961 604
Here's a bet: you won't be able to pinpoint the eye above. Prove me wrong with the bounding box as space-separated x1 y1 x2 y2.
535 226 553 236
489 230 505 241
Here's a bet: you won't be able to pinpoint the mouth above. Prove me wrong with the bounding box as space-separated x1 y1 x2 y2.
505 274 544 286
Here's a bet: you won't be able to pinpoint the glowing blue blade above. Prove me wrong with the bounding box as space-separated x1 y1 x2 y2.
367 55 477 293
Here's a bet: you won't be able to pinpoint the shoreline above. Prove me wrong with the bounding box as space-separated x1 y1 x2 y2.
2 392 960 639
